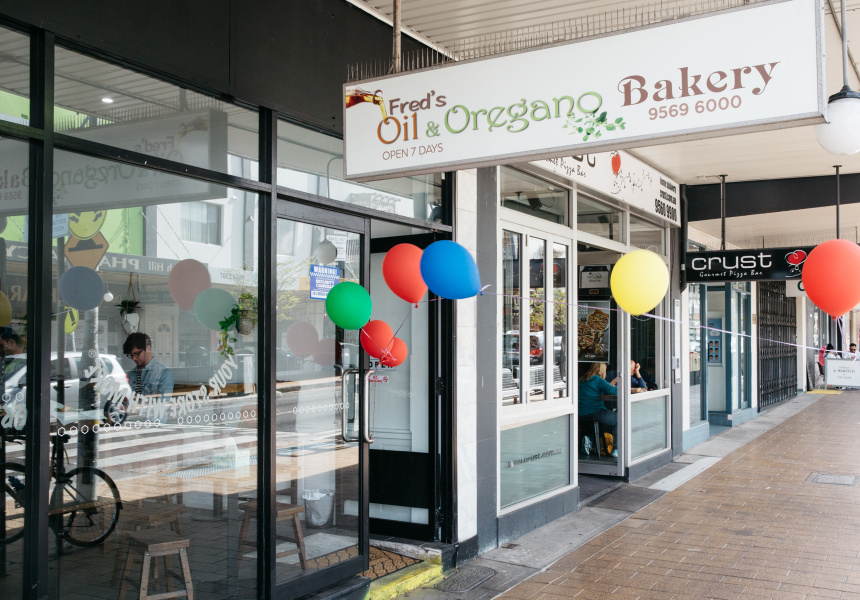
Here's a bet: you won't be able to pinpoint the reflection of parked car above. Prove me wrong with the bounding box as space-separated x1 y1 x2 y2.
503 331 544 366
2 352 132 425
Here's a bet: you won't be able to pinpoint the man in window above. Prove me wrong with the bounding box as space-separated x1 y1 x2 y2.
608 360 648 392
123 332 174 397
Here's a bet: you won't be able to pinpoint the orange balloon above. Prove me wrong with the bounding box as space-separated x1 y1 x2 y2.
380 337 407 367
360 320 393 359
802 239 860 317
382 244 427 304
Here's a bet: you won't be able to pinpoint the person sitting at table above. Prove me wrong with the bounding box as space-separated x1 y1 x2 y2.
124 332 175 398
608 360 648 392
578 362 618 458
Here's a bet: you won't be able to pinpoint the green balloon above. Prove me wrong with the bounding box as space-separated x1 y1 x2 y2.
195 288 237 331
325 282 372 330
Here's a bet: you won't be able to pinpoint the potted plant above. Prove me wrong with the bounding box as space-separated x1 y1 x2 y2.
237 292 258 335
218 306 240 358
116 274 142 334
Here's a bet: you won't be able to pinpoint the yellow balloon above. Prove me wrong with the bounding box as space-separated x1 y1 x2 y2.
610 249 669 315
0 291 11 327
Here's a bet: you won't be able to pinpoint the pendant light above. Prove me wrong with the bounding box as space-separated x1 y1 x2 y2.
815 0 860 155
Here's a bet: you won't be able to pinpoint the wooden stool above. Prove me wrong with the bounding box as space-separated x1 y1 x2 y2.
237 499 307 569
118 530 194 599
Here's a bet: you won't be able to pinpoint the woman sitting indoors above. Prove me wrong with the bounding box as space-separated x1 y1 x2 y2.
578 362 618 458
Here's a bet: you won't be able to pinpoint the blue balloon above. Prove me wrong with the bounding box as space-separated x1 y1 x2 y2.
420 241 481 299
58 266 105 311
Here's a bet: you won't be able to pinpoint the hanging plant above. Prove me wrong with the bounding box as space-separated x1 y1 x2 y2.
116 273 142 334
116 299 141 316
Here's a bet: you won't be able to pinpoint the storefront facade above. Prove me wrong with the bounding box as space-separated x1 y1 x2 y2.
457 151 682 554
0 3 459 599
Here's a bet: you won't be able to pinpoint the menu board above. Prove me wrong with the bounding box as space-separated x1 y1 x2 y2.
578 300 611 363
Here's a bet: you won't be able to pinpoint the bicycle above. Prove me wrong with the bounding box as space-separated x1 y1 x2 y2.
2 431 123 546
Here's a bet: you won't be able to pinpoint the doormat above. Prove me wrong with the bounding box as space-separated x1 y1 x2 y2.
361 546 419 580
435 566 496 592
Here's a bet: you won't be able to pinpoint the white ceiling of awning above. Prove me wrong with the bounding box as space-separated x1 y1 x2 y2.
349 0 860 244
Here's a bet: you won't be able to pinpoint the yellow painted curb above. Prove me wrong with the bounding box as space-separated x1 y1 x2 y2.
365 561 444 600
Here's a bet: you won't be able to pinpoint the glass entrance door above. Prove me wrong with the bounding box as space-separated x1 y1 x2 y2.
274 201 369 596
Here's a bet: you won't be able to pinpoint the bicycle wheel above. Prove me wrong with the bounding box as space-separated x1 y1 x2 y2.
1 462 26 544
50 466 122 547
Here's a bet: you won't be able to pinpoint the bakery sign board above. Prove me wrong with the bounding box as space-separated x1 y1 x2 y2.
343 0 824 182
685 247 814 282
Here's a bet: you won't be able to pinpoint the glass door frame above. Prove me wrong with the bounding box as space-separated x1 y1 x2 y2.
368 233 441 542
275 196 371 600
575 243 626 478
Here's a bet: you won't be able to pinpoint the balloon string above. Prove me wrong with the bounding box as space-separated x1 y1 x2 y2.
386 307 412 352
359 306 412 362
468 284 856 359
360 327 388 359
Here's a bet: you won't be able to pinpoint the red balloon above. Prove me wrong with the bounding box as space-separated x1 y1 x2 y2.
802 239 860 317
286 321 319 359
382 244 427 304
361 320 393 359
313 337 341 367
380 337 407 367
168 259 211 310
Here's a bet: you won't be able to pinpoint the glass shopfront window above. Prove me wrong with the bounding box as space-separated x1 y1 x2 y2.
689 284 706 425
500 416 570 509
630 215 665 254
631 396 668 460
577 194 622 243
500 168 568 226
48 150 259 598
53 47 260 179
276 120 443 221
0 27 29 126
0 136 30 597
502 231 522 405
501 225 572 410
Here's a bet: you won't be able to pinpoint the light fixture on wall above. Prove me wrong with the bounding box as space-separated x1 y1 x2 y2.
815 0 860 155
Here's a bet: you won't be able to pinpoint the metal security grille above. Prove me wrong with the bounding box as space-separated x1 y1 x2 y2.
757 281 797 410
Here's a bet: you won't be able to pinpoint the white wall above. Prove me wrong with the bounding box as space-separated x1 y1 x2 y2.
456 170 478 542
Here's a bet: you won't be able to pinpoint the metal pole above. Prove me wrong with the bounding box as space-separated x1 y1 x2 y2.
393 0 402 73
720 174 727 251
842 0 849 88
836 165 842 239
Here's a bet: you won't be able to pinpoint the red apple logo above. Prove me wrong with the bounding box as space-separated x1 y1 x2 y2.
786 250 807 266
611 152 621 176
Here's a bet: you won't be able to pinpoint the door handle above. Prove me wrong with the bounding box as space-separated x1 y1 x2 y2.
341 368 359 442
363 370 374 444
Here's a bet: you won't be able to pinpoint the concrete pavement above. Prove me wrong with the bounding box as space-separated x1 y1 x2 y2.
403 391 840 600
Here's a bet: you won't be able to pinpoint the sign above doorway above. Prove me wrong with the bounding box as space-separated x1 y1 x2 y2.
685 246 815 283
343 0 824 182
